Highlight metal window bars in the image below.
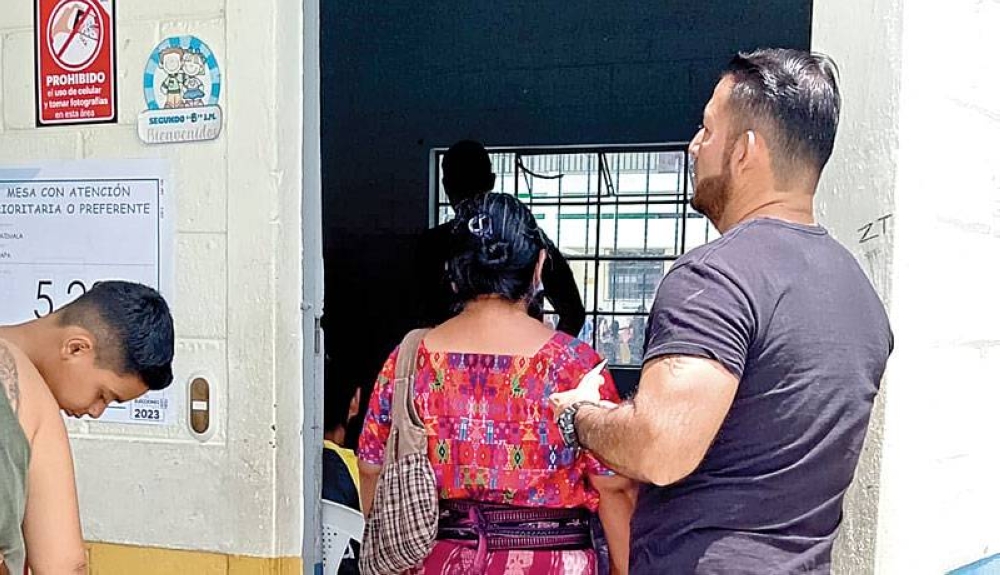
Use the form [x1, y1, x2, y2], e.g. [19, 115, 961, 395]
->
[431, 143, 719, 368]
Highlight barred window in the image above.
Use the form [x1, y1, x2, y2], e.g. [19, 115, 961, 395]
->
[607, 257, 664, 303]
[432, 144, 719, 367]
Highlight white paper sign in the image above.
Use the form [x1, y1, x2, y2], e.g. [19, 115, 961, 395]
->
[0, 160, 174, 425]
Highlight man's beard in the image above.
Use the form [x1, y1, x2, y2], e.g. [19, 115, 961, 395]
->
[690, 163, 732, 228]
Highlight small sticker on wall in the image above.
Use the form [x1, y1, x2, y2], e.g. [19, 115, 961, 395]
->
[137, 35, 222, 145]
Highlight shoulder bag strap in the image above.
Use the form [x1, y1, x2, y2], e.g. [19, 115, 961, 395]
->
[385, 328, 430, 462]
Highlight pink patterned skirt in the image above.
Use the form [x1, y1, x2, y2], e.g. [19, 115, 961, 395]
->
[405, 540, 597, 575]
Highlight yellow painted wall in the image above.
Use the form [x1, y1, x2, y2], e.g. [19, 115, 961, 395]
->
[86, 543, 301, 575]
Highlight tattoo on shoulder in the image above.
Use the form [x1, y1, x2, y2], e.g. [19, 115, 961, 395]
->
[0, 341, 20, 414]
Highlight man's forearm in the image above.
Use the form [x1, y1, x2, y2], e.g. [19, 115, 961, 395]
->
[575, 402, 650, 481]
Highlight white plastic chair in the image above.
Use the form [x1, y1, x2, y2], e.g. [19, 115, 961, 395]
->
[321, 499, 366, 573]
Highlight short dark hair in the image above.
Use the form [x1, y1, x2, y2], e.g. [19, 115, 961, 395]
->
[442, 140, 495, 205]
[58, 281, 174, 390]
[724, 48, 841, 176]
[447, 193, 545, 306]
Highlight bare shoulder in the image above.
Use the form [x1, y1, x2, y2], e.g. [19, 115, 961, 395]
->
[0, 338, 59, 440]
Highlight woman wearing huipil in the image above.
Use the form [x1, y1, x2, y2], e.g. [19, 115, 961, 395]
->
[359, 193, 636, 575]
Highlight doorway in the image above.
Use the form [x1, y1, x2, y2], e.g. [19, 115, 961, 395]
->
[309, 1, 813, 571]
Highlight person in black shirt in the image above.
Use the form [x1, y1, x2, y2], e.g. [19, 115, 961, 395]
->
[414, 140, 585, 336]
[550, 50, 892, 574]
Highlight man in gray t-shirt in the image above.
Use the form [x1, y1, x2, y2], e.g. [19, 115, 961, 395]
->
[550, 48, 892, 574]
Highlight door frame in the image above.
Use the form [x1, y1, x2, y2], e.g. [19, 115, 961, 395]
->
[301, 0, 324, 571]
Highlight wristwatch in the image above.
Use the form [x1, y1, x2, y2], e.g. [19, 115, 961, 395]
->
[557, 401, 599, 451]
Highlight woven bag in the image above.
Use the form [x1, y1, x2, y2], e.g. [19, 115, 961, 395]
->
[360, 329, 437, 575]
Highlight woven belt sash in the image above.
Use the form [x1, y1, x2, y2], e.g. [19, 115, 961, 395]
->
[437, 498, 592, 572]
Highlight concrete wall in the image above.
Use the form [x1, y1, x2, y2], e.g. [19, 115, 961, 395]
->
[815, 0, 1000, 573]
[811, 1, 902, 573]
[0, 0, 306, 569]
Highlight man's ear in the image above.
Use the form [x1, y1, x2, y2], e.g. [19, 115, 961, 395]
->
[62, 332, 95, 360]
[732, 129, 764, 177]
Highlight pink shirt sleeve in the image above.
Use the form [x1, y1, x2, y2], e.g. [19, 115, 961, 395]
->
[357, 346, 400, 466]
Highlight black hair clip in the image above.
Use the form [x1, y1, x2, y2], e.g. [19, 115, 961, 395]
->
[467, 213, 493, 238]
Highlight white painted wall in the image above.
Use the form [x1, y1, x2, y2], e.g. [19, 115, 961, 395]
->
[877, 1, 1000, 572]
[0, 0, 306, 558]
[815, 0, 1000, 573]
[812, 1, 902, 573]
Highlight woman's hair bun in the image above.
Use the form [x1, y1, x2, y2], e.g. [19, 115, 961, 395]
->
[477, 240, 511, 268]
[447, 192, 545, 305]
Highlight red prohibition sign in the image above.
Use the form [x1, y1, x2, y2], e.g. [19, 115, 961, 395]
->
[47, 0, 103, 72]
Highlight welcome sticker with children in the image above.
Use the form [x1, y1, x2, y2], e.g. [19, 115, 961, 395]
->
[137, 35, 223, 145]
